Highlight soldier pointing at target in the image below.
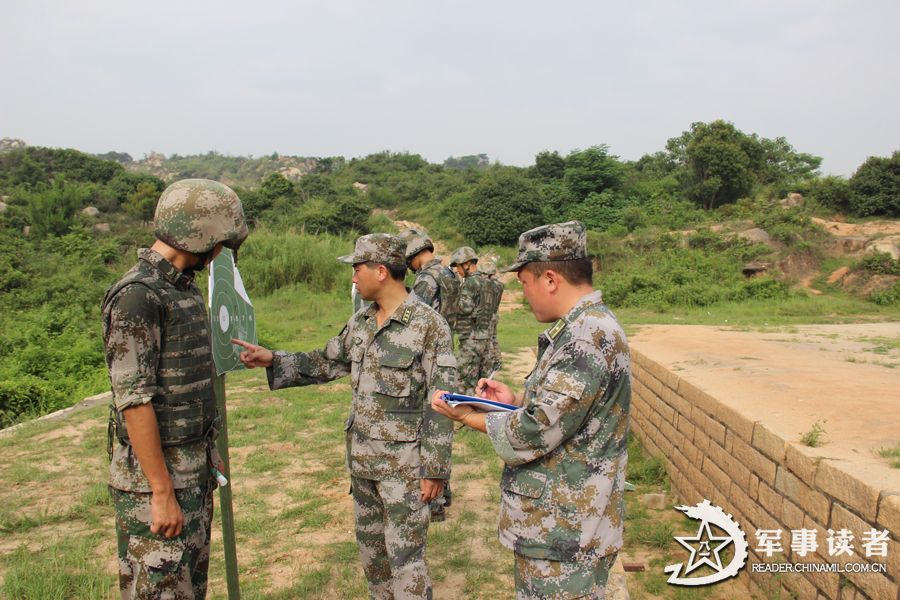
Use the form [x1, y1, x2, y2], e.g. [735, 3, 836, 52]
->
[102, 179, 248, 599]
[233, 233, 457, 600]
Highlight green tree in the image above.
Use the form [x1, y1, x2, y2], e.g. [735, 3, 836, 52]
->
[756, 137, 821, 188]
[849, 151, 900, 217]
[124, 182, 160, 222]
[459, 169, 544, 245]
[668, 121, 759, 210]
[531, 151, 566, 181]
[260, 172, 296, 201]
[563, 145, 623, 200]
[23, 179, 93, 236]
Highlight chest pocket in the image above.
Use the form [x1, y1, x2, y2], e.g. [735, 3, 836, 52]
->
[349, 341, 366, 388]
[375, 349, 416, 407]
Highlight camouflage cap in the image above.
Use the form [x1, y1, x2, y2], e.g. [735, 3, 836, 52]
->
[338, 233, 406, 267]
[449, 246, 478, 267]
[154, 179, 248, 255]
[502, 220, 587, 272]
[398, 228, 434, 260]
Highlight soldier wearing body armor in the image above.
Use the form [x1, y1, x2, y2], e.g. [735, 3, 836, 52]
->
[477, 260, 505, 375]
[233, 234, 457, 600]
[399, 228, 460, 331]
[450, 246, 490, 395]
[433, 222, 631, 600]
[102, 179, 248, 599]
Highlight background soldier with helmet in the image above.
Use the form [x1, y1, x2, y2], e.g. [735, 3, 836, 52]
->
[399, 228, 460, 332]
[102, 179, 248, 599]
[477, 259, 505, 376]
[450, 246, 490, 395]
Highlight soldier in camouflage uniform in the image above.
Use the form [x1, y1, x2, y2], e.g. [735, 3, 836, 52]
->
[476, 260, 504, 376]
[399, 228, 461, 522]
[102, 179, 249, 600]
[398, 228, 460, 332]
[432, 222, 630, 600]
[233, 234, 456, 600]
[449, 246, 490, 395]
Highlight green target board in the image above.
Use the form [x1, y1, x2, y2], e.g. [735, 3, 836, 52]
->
[208, 248, 257, 375]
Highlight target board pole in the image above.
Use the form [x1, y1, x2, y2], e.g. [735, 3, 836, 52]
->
[214, 373, 241, 599]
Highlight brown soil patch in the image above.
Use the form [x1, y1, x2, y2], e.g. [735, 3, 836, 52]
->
[812, 218, 900, 238]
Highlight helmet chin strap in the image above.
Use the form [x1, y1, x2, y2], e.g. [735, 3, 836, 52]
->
[183, 250, 213, 278]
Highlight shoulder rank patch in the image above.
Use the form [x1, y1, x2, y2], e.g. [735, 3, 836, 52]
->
[401, 306, 413, 324]
[547, 318, 567, 340]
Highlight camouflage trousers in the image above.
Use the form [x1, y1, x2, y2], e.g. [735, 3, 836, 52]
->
[111, 483, 214, 600]
[351, 476, 432, 600]
[514, 550, 617, 600]
[455, 335, 492, 395]
[479, 335, 502, 376]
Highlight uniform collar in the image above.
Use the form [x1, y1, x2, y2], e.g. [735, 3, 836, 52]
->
[138, 248, 193, 288]
[363, 292, 417, 327]
[541, 290, 604, 343]
[420, 257, 443, 271]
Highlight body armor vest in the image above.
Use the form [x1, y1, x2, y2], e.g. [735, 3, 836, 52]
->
[474, 273, 501, 333]
[420, 262, 461, 331]
[102, 260, 217, 447]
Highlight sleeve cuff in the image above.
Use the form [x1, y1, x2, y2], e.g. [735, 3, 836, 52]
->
[486, 411, 521, 465]
[113, 391, 155, 411]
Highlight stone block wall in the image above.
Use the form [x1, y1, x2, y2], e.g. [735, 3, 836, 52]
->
[630, 349, 900, 600]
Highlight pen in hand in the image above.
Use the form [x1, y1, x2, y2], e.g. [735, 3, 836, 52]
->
[477, 368, 499, 396]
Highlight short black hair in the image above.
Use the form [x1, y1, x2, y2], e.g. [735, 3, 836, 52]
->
[521, 257, 593, 285]
[366, 261, 407, 282]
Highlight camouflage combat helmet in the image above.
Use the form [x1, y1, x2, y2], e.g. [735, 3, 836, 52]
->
[154, 179, 249, 257]
[398, 228, 434, 260]
[479, 260, 497, 275]
[449, 246, 478, 267]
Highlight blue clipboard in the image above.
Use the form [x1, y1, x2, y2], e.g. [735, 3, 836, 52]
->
[441, 393, 519, 412]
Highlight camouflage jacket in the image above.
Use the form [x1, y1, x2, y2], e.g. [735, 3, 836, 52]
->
[487, 276, 504, 337]
[484, 290, 631, 561]
[267, 293, 457, 481]
[102, 248, 218, 493]
[455, 274, 483, 338]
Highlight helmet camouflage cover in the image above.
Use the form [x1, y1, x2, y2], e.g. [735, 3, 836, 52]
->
[398, 228, 434, 260]
[154, 179, 249, 255]
[479, 260, 498, 275]
[449, 246, 478, 267]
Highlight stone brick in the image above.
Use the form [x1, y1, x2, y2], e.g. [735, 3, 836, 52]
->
[794, 552, 840, 598]
[701, 414, 727, 447]
[830, 503, 873, 559]
[689, 464, 715, 501]
[877, 493, 900, 538]
[693, 429, 711, 454]
[815, 461, 880, 522]
[775, 466, 831, 525]
[661, 384, 692, 419]
[706, 438, 752, 492]
[782, 498, 805, 531]
[651, 392, 676, 424]
[717, 402, 756, 443]
[678, 379, 720, 416]
[752, 422, 788, 463]
[733, 436, 777, 485]
[640, 353, 681, 392]
[749, 473, 760, 501]
[675, 408, 696, 442]
[644, 370, 664, 399]
[843, 568, 898, 600]
[780, 569, 819, 600]
[758, 482, 784, 521]
[701, 453, 732, 494]
[785, 443, 819, 485]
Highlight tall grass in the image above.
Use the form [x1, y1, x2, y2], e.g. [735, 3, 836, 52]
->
[238, 228, 355, 296]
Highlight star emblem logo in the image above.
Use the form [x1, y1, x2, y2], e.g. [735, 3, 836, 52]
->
[675, 519, 733, 575]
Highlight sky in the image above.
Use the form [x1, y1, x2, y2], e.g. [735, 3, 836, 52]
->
[1, 1, 898, 176]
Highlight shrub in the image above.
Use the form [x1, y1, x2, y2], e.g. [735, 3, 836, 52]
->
[871, 282, 900, 306]
[459, 169, 544, 245]
[860, 252, 900, 276]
